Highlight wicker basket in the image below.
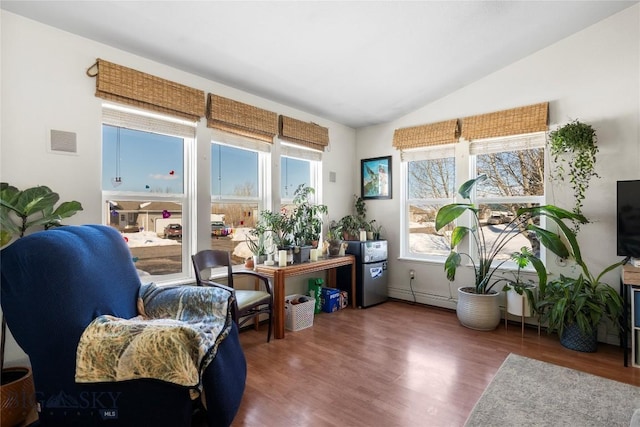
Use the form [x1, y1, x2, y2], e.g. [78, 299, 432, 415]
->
[285, 294, 315, 331]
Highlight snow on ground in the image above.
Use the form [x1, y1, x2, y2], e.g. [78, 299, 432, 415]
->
[122, 231, 180, 248]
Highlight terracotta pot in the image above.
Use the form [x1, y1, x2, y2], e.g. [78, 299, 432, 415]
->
[1, 367, 36, 427]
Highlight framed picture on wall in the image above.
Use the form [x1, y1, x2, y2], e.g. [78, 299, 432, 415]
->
[361, 156, 392, 200]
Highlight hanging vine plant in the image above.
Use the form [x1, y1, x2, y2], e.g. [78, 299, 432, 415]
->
[548, 119, 599, 232]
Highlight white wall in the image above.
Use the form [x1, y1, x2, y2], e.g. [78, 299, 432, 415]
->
[2, 5, 638, 363]
[0, 11, 356, 364]
[356, 5, 640, 343]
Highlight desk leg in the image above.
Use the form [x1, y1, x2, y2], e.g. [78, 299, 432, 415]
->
[351, 262, 356, 308]
[274, 270, 286, 339]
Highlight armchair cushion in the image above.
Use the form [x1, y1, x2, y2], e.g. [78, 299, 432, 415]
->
[235, 289, 271, 309]
[76, 282, 234, 398]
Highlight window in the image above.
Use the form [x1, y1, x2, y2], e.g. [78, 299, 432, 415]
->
[281, 156, 310, 200]
[102, 104, 196, 280]
[472, 134, 545, 261]
[211, 136, 269, 265]
[279, 144, 322, 220]
[401, 132, 546, 264]
[402, 146, 456, 259]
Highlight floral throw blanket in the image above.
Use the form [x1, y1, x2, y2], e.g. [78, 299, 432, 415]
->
[75, 282, 233, 399]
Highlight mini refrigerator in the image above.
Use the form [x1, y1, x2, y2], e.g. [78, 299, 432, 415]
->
[337, 240, 388, 308]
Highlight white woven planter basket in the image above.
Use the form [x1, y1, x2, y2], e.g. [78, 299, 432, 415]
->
[456, 287, 502, 331]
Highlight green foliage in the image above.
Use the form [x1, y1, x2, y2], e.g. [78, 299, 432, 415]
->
[326, 220, 342, 241]
[435, 175, 586, 294]
[245, 216, 269, 255]
[1, 182, 83, 247]
[535, 247, 624, 338]
[338, 194, 369, 239]
[291, 184, 328, 246]
[548, 120, 599, 231]
[260, 209, 294, 248]
[259, 184, 328, 248]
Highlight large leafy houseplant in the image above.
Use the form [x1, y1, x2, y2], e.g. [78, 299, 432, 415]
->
[0, 183, 83, 247]
[435, 175, 586, 295]
[535, 230, 624, 351]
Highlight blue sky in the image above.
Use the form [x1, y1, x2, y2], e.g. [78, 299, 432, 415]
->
[103, 125, 310, 196]
[102, 125, 184, 193]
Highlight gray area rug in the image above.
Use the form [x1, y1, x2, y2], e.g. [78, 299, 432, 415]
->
[465, 353, 640, 426]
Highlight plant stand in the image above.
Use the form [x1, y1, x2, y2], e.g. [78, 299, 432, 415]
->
[505, 289, 540, 337]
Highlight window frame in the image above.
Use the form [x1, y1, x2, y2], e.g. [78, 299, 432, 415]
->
[400, 131, 547, 270]
[101, 103, 197, 284]
[279, 141, 323, 207]
[401, 145, 457, 262]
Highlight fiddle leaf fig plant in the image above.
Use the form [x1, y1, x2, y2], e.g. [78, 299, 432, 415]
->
[548, 119, 599, 232]
[0, 182, 83, 247]
[0, 182, 83, 373]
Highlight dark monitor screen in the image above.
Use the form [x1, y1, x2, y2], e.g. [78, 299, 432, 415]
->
[617, 180, 640, 258]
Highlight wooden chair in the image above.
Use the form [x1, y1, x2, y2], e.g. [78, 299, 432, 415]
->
[192, 249, 273, 342]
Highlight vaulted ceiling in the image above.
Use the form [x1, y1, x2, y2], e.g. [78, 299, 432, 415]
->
[2, 1, 637, 128]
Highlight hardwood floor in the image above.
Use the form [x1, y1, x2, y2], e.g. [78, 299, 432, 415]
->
[232, 300, 640, 426]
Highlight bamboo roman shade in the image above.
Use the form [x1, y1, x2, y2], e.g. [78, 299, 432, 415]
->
[392, 119, 459, 150]
[461, 102, 549, 140]
[278, 116, 329, 151]
[89, 59, 205, 121]
[206, 94, 278, 143]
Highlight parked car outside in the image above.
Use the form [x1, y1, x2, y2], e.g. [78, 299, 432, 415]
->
[164, 223, 182, 239]
[211, 221, 228, 236]
[487, 213, 504, 225]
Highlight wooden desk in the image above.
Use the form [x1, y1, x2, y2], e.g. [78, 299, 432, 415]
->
[255, 255, 356, 339]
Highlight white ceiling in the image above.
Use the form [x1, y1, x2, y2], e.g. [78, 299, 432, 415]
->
[2, 1, 637, 128]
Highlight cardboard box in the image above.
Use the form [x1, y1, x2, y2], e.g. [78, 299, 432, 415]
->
[321, 287, 340, 313]
[339, 291, 348, 309]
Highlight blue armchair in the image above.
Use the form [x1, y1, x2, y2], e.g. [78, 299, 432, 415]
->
[0, 225, 246, 427]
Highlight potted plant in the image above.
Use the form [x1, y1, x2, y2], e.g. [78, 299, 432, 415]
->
[535, 245, 624, 352]
[338, 194, 368, 240]
[368, 219, 383, 240]
[246, 218, 269, 267]
[435, 175, 585, 331]
[548, 119, 599, 232]
[0, 182, 83, 426]
[261, 209, 294, 249]
[290, 184, 328, 263]
[325, 220, 343, 257]
[501, 247, 542, 318]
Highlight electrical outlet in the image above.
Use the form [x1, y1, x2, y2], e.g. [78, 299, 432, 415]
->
[409, 269, 415, 279]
